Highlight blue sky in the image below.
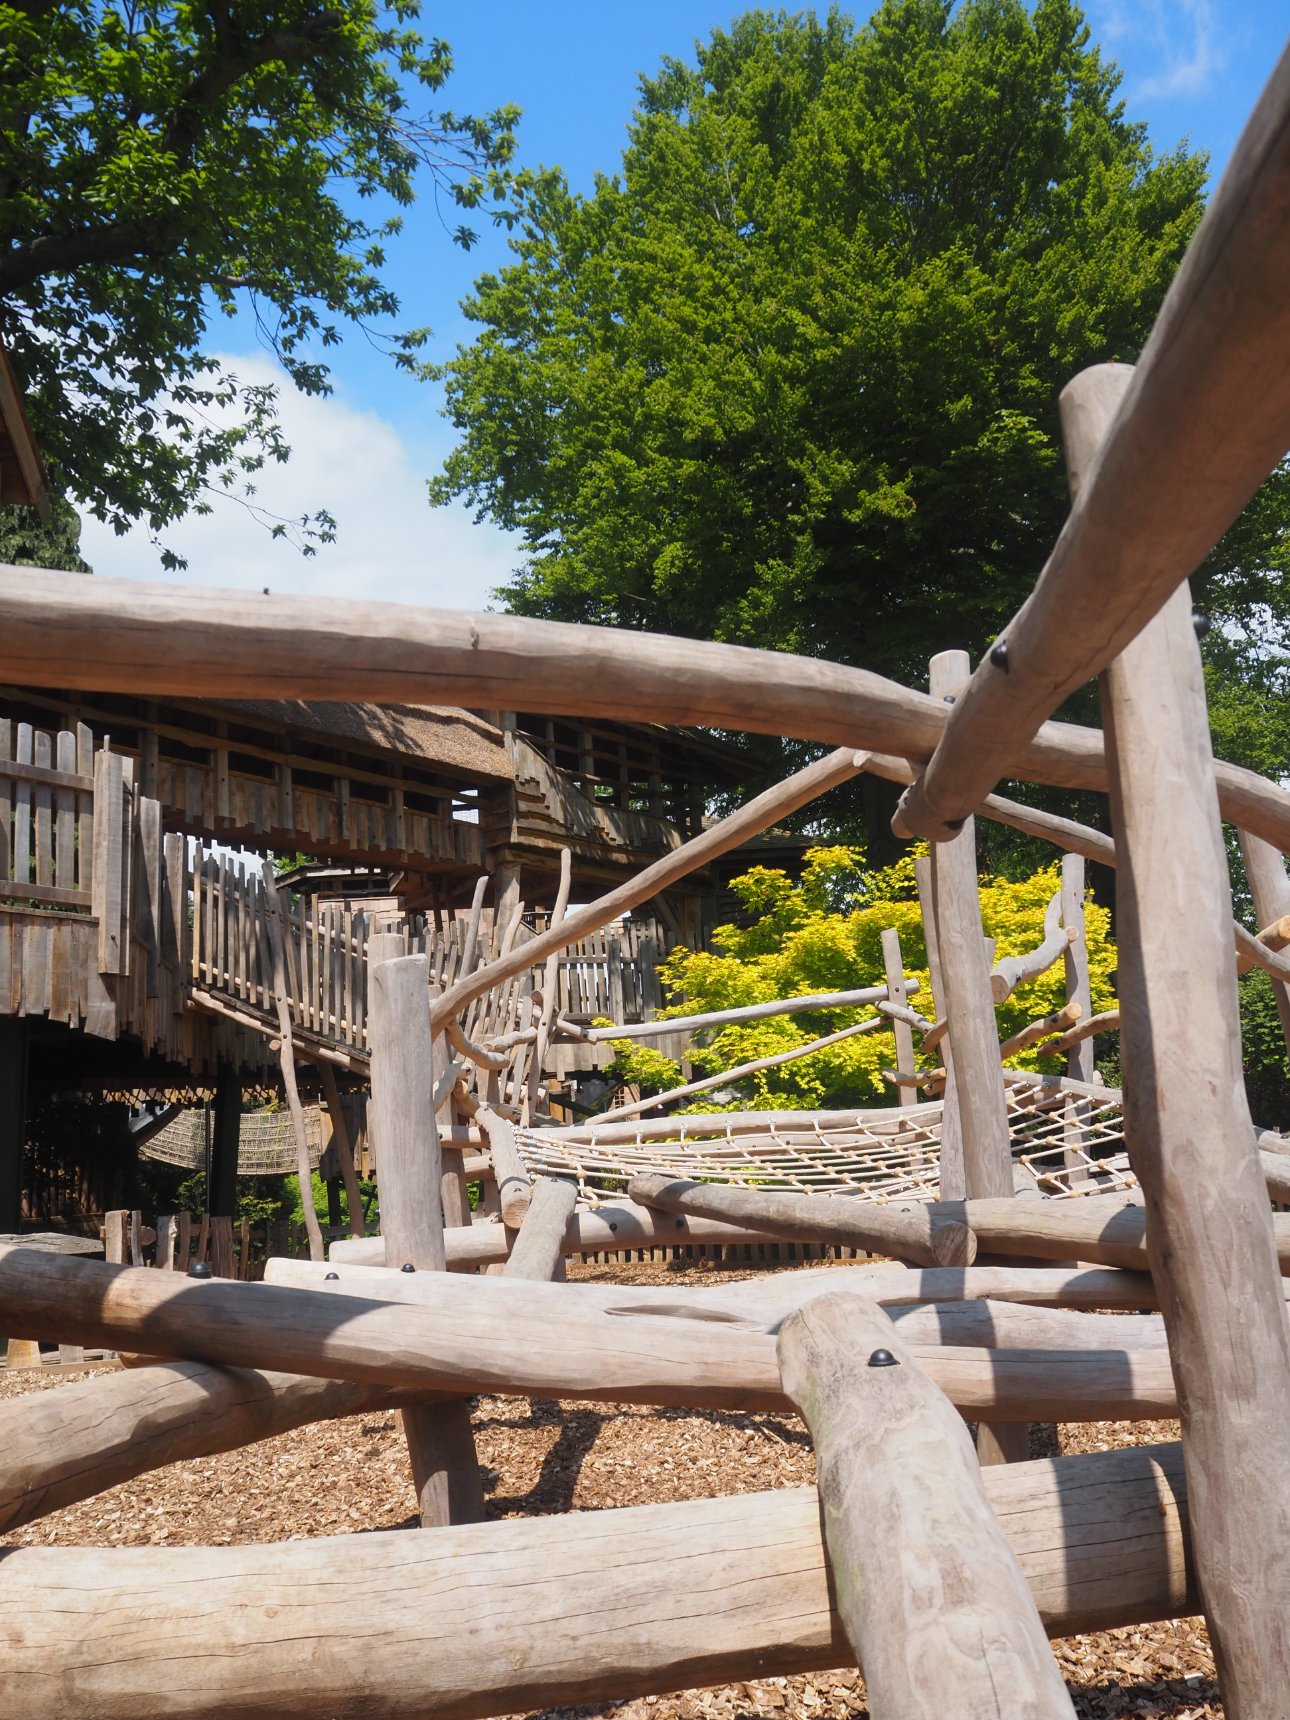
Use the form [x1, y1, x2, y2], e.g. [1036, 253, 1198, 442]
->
[81, 0, 1290, 610]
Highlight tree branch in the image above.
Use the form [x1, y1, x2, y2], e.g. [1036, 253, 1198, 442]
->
[0, 8, 344, 295]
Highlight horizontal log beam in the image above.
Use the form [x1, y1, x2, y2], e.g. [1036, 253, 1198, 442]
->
[0, 1361, 442, 1535]
[5, 569, 1290, 852]
[0, 1451, 1195, 1719]
[270, 1255, 1166, 1317]
[627, 1173, 976, 1268]
[0, 1246, 1176, 1420]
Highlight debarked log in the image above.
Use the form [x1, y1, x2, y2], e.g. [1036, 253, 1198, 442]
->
[264, 1258, 1169, 1348]
[0, 1360, 447, 1535]
[309, 1253, 1166, 1313]
[627, 1173, 977, 1268]
[0, 1247, 1178, 1420]
[0, 1449, 1194, 1720]
[780, 1295, 1076, 1717]
[334, 1198, 886, 1271]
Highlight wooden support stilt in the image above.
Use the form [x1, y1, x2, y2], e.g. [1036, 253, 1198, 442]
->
[318, 1062, 365, 1239]
[368, 947, 483, 1528]
[914, 853, 962, 1190]
[926, 650, 1013, 1204]
[924, 654, 1024, 1464]
[261, 863, 323, 1264]
[0, 1017, 27, 1235]
[1075, 361, 1290, 1713]
[779, 1295, 1075, 1718]
[207, 1061, 240, 1221]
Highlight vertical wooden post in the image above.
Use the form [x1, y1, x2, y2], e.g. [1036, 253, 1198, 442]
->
[926, 651, 1012, 1199]
[208, 1062, 241, 1221]
[0, 1018, 27, 1235]
[369, 945, 483, 1527]
[914, 855, 962, 1191]
[1060, 854, 1094, 1082]
[493, 862, 521, 930]
[925, 652, 1020, 1466]
[260, 864, 324, 1263]
[1070, 361, 1290, 1711]
[318, 1062, 365, 1239]
[880, 927, 918, 1106]
[1060, 854, 1093, 1185]
[1239, 829, 1290, 1060]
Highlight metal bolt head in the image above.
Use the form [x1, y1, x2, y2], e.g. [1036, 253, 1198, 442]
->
[187, 1260, 213, 1280]
[989, 639, 1010, 672]
[400, 1262, 416, 1273]
[867, 1347, 899, 1368]
[1192, 610, 1211, 640]
[324, 1271, 339, 1281]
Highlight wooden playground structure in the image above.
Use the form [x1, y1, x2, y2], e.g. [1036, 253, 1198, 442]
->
[4, 41, 1290, 1720]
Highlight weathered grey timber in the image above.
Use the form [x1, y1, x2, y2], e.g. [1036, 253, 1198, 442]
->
[502, 1176, 578, 1282]
[0, 1247, 1179, 1419]
[1083, 361, 1290, 1714]
[368, 947, 483, 1527]
[4, 568, 1290, 851]
[626, 1173, 976, 1268]
[0, 1360, 444, 1533]
[0, 1448, 1194, 1719]
[779, 1296, 1076, 1718]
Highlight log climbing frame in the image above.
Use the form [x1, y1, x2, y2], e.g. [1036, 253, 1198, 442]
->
[4, 36, 1290, 1720]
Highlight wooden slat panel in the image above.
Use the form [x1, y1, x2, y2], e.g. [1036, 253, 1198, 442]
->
[0, 720, 11, 887]
[54, 731, 76, 893]
[137, 796, 162, 1000]
[76, 725, 93, 897]
[12, 724, 31, 885]
[0, 757, 93, 793]
[92, 749, 125, 975]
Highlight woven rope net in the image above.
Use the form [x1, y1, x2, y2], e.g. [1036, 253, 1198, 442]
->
[514, 1078, 1137, 1206]
[140, 1107, 328, 1176]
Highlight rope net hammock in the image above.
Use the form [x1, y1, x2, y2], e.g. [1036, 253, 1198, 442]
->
[514, 1078, 1138, 1207]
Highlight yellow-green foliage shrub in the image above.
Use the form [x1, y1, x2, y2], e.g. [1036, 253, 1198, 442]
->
[610, 846, 1116, 1111]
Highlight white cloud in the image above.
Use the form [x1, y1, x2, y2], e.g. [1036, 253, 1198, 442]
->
[78, 352, 523, 613]
[1089, 0, 1221, 102]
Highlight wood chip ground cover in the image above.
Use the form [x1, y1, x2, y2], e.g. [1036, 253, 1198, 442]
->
[0, 1258, 1221, 1717]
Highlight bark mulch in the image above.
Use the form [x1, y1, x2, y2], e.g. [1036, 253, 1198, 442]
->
[0, 1256, 1222, 1719]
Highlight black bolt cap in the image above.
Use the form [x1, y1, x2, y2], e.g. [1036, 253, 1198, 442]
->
[989, 639, 1010, 672]
[400, 1262, 416, 1273]
[1192, 610, 1211, 639]
[868, 1348, 899, 1368]
[187, 1260, 212, 1280]
[324, 1271, 339, 1280]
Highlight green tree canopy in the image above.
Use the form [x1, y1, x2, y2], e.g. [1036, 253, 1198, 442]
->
[432, 0, 1232, 688]
[608, 845, 1118, 1111]
[0, 0, 519, 563]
